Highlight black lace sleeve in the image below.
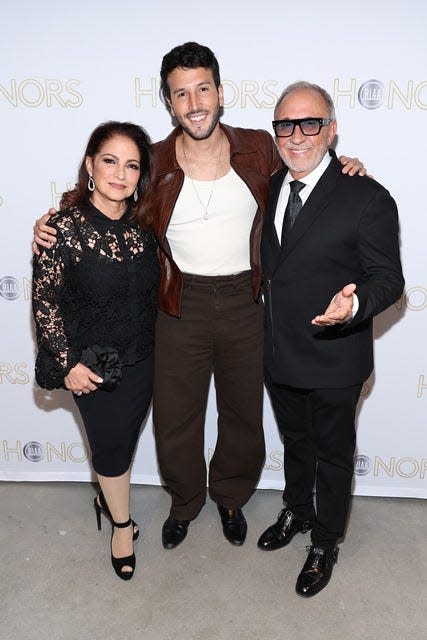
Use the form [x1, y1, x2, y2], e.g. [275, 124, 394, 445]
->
[32, 227, 80, 390]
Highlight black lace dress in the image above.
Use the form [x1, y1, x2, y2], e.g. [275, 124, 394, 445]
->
[32, 201, 160, 476]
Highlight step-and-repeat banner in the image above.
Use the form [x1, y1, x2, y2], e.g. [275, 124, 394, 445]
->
[1, 1, 425, 497]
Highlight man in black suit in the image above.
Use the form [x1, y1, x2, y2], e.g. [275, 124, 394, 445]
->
[258, 82, 404, 597]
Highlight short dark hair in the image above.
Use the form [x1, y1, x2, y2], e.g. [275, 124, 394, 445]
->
[60, 121, 154, 226]
[160, 41, 221, 103]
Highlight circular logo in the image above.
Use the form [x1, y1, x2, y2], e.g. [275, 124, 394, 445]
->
[358, 80, 385, 109]
[23, 441, 44, 462]
[354, 455, 371, 476]
[0, 276, 19, 300]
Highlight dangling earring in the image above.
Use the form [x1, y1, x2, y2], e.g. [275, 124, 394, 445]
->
[133, 188, 138, 203]
[88, 175, 95, 192]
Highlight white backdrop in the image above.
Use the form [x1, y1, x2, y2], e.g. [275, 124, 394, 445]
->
[1, 0, 425, 498]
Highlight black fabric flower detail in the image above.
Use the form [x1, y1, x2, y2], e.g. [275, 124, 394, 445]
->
[80, 345, 122, 392]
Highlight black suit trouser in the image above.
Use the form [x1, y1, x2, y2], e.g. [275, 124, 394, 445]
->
[265, 374, 362, 546]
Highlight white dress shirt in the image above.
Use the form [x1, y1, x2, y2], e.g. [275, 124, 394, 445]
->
[274, 154, 332, 240]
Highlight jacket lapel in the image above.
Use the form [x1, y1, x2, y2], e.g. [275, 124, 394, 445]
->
[264, 168, 287, 265]
[277, 152, 341, 265]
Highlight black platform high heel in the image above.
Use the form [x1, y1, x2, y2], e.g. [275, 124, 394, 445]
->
[109, 517, 136, 581]
[94, 491, 139, 541]
[93, 492, 139, 580]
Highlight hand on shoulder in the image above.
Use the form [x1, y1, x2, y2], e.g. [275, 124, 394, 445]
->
[32, 209, 58, 255]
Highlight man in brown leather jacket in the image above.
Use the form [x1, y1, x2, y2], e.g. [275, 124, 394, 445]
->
[152, 42, 281, 549]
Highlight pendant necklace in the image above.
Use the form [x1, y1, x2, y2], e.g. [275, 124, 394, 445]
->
[182, 133, 224, 220]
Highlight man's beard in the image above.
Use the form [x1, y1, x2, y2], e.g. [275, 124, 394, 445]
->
[176, 102, 221, 141]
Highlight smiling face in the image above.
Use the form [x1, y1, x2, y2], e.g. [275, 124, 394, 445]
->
[166, 66, 223, 141]
[275, 88, 337, 179]
[85, 134, 141, 214]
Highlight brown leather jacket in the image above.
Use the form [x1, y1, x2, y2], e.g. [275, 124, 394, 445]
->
[152, 123, 282, 317]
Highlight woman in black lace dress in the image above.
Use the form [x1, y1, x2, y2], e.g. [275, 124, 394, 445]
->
[32, 122, 159, 580]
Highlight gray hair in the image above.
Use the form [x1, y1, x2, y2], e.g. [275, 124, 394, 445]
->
[275, 81, 336, 120]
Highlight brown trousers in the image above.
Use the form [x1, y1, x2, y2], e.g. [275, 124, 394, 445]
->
[153, 271, 265, 520]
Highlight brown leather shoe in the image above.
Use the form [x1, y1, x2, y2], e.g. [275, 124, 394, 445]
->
[295, 545, 339, 597]
[257, 508, 313, 550]
[217, 505, 247, 546]
[162, 516, 190, 549]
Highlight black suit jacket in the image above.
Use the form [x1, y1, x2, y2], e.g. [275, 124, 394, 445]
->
[262, 150, 404, 388]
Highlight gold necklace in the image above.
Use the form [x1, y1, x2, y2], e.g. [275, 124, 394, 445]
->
[182, 134, 224, 220]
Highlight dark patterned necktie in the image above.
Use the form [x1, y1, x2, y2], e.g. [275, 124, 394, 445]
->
[281, 180, 305, 245]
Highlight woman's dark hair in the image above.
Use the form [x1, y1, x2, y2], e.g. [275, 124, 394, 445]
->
[60, 121, 154, 227]
[160, 41, 221, 103]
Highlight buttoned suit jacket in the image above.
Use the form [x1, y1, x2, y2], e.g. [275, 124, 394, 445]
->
[262, 150, 404, 389]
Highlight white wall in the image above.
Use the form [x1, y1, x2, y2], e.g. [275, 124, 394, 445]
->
[1, 0, 426, 497]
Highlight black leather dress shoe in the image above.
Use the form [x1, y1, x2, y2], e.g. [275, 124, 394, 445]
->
[257, 508, 313, 550]
[217, 505, 247, 546]
[161, 516, 190, 549]
[295, 545, 339, 597]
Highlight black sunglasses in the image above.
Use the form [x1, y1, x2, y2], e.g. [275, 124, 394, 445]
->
[272, 118, 333, 138]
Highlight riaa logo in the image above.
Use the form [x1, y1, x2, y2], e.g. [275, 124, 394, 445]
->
[0, 276, 19, 300]
[354, 455, 371, 476]
[23, 442, 44, 462]
[358, 80, 385, 109]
